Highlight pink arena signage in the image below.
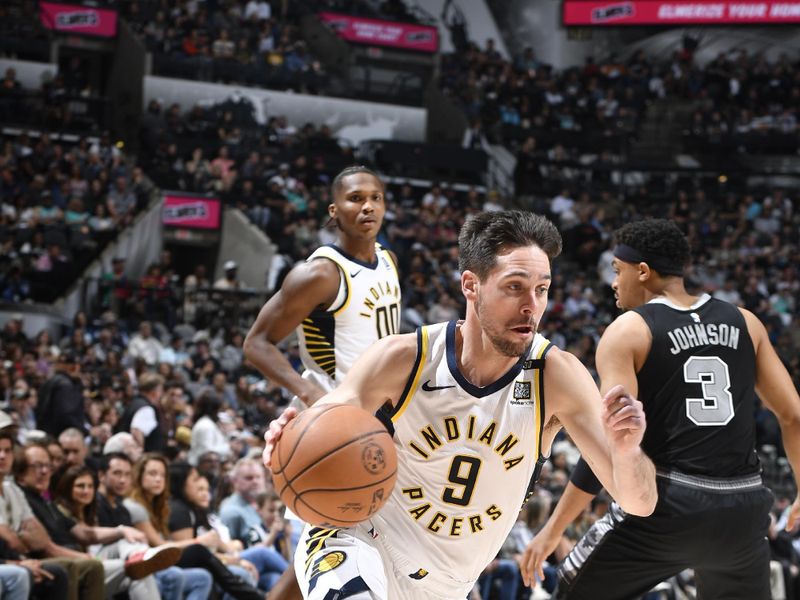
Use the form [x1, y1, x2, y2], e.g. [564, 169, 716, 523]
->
[563, 1, 800, 24]
[319, 12, 438, 52]
[40, 2, 118, 37]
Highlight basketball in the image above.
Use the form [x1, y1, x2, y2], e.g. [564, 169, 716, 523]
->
[271, 404, 398, 528]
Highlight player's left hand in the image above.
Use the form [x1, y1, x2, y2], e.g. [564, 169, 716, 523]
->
[602, 384, 646, 453]
[786, 494, 800, 532]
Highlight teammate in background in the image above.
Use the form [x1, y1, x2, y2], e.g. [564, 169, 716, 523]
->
[522, 219, 800, 599]
[264, 210, 657, 599]
[244, 165, 401, 600]
[243, 165, 400, 408]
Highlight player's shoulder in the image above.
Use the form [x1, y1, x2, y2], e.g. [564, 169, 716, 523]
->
[735, 305, 767, 346]
[283, 255, 341, 292]
[373, 330, 418, 357]
[598, 310, 650, 357]
[542, 345, 590, 382]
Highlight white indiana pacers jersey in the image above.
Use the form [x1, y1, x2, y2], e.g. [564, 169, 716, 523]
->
[297, 243, 401, 393]
[370, 320, 552, 598]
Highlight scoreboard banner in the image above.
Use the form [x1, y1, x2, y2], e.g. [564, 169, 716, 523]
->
[319, 12, 438, 52]
[39, 2, 118, 37]
[563, 1, 800, 25]
[162, 195, 221, 230]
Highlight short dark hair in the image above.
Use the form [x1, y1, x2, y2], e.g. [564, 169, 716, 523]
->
[458, 210, 562, 280]
[0, 430, 16, 447]
[613, 219, 691, 274]
[331, 165, 383, 197]
[100, 451, 132, 473]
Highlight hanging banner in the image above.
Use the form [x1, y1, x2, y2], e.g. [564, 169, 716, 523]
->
[162, 195, 221, 230]
[39, 2, 118, 37]
[319, 12, 438, 52]
[563, 1, 800, 25]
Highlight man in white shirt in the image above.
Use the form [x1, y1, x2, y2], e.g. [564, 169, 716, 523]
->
[127, 322, 163, 367]
[245, 0, 271, 21]
[117, 373, 165, 453]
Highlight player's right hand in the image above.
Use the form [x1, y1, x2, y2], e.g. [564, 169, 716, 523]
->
[262, 407, 298, 468]
[519, 524, 561, 588]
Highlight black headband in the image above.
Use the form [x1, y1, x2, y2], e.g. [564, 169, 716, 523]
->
[613, 244, 684, 277]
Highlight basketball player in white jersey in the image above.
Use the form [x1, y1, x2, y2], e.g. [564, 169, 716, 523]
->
[244, 166, 400, 599]
[263, 210, 657, 600]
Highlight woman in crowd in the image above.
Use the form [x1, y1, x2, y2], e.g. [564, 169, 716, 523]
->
[188, 390, 231, 465]
[125, 453, 265, 600]
[51, 463, 210, 600]
[168, 461, 288, 593]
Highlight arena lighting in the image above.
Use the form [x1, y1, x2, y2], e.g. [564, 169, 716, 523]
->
[563, 1, 800, 25]
[718, 174, 728, 183]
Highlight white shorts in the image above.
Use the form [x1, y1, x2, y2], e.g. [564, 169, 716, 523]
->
[295, 523, 462, 600]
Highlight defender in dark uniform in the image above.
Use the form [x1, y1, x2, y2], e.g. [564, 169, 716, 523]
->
[521, 219, 800, 599]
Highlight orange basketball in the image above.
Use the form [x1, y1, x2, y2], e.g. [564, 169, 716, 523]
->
[271, 404, 397, 528]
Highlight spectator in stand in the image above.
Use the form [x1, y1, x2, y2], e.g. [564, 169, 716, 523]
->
[218, 459, 271, 548]
[169, 461, 288, 593]
[35, 350, 84, 437]
[102, 432, 142, 464]
[124, 453, 265, 600]
[14, 443, 178, 600]
[188, 390, 230, 467]
[128, 321, 164, 367]
[57, 428, 92, 469]
[214, 260, 249, 290]
[106, 176, 137, 226]
[95, 452, 213, 600]
[117, 372, 166, 454]
[0, 430, 94, 600]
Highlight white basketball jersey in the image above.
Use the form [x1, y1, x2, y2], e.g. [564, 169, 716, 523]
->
[297, 244, 401, 393]
[370, 320, 552, 598]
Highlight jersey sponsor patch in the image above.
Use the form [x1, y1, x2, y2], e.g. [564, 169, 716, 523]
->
[513, 381, 531, 399]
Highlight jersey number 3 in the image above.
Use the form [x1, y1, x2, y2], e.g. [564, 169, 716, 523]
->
[683, 356, 734, 426]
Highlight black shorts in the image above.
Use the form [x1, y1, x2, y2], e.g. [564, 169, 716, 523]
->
[555, 470, 774, 600]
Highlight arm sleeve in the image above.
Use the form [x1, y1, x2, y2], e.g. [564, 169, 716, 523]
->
[569, 457, 604, 495]
[130, 406, 158, 436]
[167, 501, 194, 533]
[123, 499, 150, 525]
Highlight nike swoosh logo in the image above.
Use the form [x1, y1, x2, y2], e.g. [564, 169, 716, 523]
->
[350, 270, 362, 277]
[421, 380, 456, 392]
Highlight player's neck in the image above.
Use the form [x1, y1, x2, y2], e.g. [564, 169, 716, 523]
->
[455, 321, 519, 388]
[336, 237, 377, 263]
[647, 280, 698, 308]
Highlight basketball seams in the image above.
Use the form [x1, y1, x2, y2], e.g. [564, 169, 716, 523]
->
[285, 429, 392, 487]
[272, 404, 398, 528]
[272, 404, 345, 476]
[293, 469, 398, 525]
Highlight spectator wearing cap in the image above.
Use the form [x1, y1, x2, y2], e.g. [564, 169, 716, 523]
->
[116, 372, 166, 453]
[213, 261, 247, 290]
[35, 350, 84, 438]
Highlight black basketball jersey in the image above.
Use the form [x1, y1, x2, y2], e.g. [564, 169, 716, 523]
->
[633, 294, 760, 477]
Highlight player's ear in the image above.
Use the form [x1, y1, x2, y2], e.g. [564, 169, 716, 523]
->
[327, 202, 336, 219]
[462, 270, 478, 300]
[638, 262, 652, 282]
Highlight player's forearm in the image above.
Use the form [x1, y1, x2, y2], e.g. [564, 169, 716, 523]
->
[610, 448, 657, 516]
[777, 415, 800, 492]
[545, 482, 595, 535]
